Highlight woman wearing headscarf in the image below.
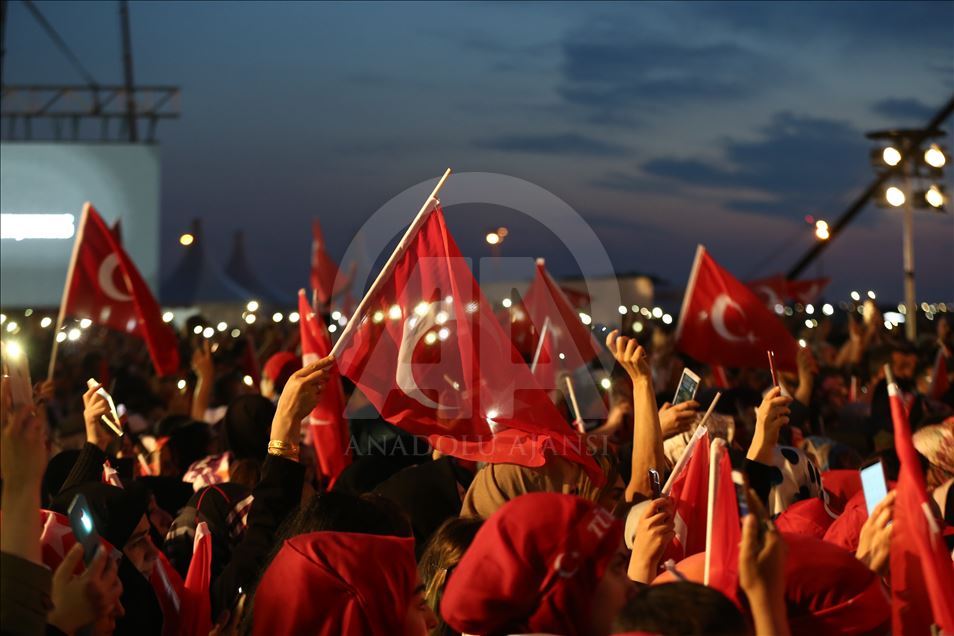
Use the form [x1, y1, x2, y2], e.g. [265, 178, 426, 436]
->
[252, 531, 436, 635]
[441, 492, 631, 636]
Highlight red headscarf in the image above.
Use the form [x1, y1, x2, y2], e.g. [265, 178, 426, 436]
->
[441, 492, 623, 636]
[775, 497, 838, 539]
[252, 531, 416, 635]
[821, 469, 862, 514]
[655, 534, 889, 636]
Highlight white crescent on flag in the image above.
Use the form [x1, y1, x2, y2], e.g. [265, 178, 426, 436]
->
[396, 301, 455, 409]
[98, 253, 133, 302]
[710, 294, 749, 343]
[755, 284, 782, 308]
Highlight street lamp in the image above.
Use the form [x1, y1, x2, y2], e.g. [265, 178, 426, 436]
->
[867, 127, 948, 340]
[814, 219, 830, 241]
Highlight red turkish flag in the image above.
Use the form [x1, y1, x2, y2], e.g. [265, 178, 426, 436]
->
[664, 428, 711, 562]
[522, 259, 600, 390]
[150, 550, 185, 636]
[929, 346, 951, 400]
[62, 204, 179, 376]
[310, 219, 342, 306]
[747, 274, 789, 309]
[705, 439, 740, 605]
[335, 200, 602, 484]
[298, 290, 351, 487]
[888, 378, 954, 635]
[676, 246, 798, 372]
[181, 521, 213, 636]
[786, 277, 830, 305]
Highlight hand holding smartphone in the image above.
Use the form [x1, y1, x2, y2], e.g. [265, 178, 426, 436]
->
[672, 368, 700, 405]
[1, 341, 33, 411]
[860, 458, 888, 517]
[67, 493, 101, 565]
[648, 469, 662, 499]
[86, 378, 124, 437]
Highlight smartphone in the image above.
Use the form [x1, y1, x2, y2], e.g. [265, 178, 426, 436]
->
[672, 368, 700, 405]
[860, 458, 888, 517]
[86, 378, 124, 437]
[648, 469, 662, 499]
[67, 493, 101, 565]
[731, 469, 750, 519]
[767, 350, 779, 387]
[1, 341, 33, 410]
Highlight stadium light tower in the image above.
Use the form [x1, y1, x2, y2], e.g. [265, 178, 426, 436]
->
[867, 128, 947, 340]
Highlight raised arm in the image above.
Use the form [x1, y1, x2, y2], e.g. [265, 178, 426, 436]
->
[606, 330, 665, 501]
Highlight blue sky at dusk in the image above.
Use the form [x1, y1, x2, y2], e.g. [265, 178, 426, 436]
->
[5, 1, 953, 304]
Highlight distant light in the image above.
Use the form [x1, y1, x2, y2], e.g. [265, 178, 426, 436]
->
[784, 307, 794, 316]
[337, 315, 347, 326]
[245, 314, 256, 324]
[897, 303, 906, 314]
[0, 314, 5, 324]
[289, 312, 300, 323]
[618, 305, 628, 315]
[496, 226, 509, 238]
[884, 320, 893, 330]
[179, 233, 194, 246]
[822, 303, 834, 316]
[5, 321, 18, 333]
[884, 311, 905, 324]
[177, 379, 187, 391]
[162, 311, 174, 323]
[925, 185, 945, 208]
[774, 304, 784, 315]
[424, 331, 438, 345]
[867, 290, 876, 300]
[5, 341, 22, 357]
[850, 291, 861, 301]
[272, 312, 284, 323]
[388, 305, 403, 320]
[231, 328, 241, 338]
[23, 309, 33, 317]
[465, 302, 479, 313]
[331, 310, 342, 321]
[921, 301, 930, 312]
[805, 304, 814, 315]
[243, 375, 254, 387]
[413, 302, 430, 317]
[202, 327, 214, 338]
[632, 322, 644, 333]
[372, 310, 385, 324]
[79, 318, 92, 329]
[328, 323, 338, 333]
[246, 300, 259, 312]
[435, 311, 449, 325]
[485, 232, 500, 245]
[882, 146, 902, 167]
[67, 328, 81, 341]
[805, 319, 814, 328]
[631, 305, 639, 312]
[814, 220, 830, 241]
[0, 213, 75, 240]
[56, 331, 67, 342]
[652, 307, 663, 319]
[600, 377, 612, 390]
[486, 409, 499, 420]
[558, 352, 566, 360]
[217, 321, 227, 332]
[502, 298, 513, 309]
[662, 313, 673, 325]
[193, 325, 203, 335]
[640, 307, 651, 317]
[924, 144, 946, 168]
[798, 339, 807, 348]
[438, 327, 450, 341]
[885, 186, 905, 207]
[579, 312, 592, 326]
[40, 316, 53, 328]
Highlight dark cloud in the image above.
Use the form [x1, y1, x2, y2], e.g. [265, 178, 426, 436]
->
[599, 112, 872, 219]
[556, 36, 779, 125]
[474, 132, 629, 157]
[871, 97, 937, 123]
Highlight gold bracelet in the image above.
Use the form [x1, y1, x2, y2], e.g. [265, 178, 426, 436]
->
[267, 446, 299, 459]
[267, 440, 299, 453]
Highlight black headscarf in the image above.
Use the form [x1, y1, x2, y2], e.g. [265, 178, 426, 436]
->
[224, 395, 275, 460]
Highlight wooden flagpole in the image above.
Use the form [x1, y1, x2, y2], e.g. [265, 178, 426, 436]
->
[329, 168, 452, 359]
[47, 203, 90, 379]
[564, 375, 585, 433]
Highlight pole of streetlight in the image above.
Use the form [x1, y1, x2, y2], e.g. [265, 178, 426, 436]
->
[901, 162, 917, 341]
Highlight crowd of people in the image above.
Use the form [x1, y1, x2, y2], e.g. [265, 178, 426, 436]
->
[1, 294, 952, 635]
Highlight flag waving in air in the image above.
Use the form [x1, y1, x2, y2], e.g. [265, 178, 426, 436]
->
[522, 258, 600, 390]
[310, 219, 345, 306]
[886, 367, 954, 635]
[675, 246, 798, 372]
[56, 203, 179, 376]
[332, 180, 602, 484]
[298, 289, 351, 487]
